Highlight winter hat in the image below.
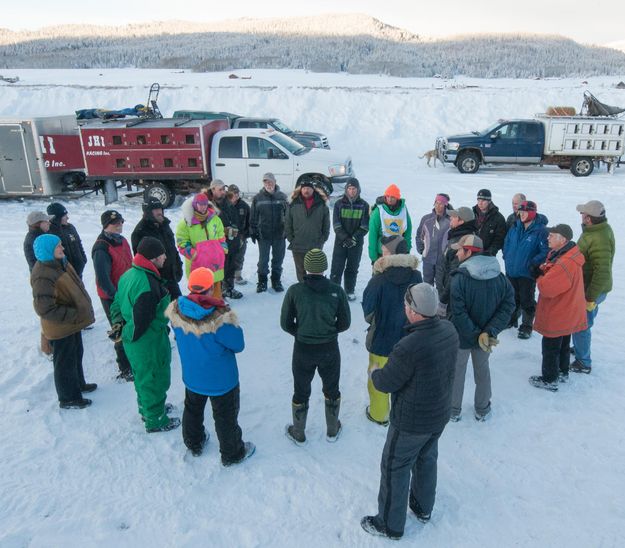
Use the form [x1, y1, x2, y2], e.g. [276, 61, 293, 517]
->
[384, 184, 401, 199]
[477, 189, 492, 201]
[228, 184, 241, 195]
[46, 202, 68, 219]
[304, 248, 328, 274]
[435, 194, 449, 206]
[576, 200, 605, 218]
[518, 200, 537, 221]
[209, 179, 226, 190]
[448, 206, 475, 222]
[192, 193, 209, 210]
[381, 235, 408, 255]
[346, 177, 361, 191]
[137, 236, 166, 260]
[548, 224, 573, 241]
[262, 172, 276, 183]
[450, 234, 484, 252]
[142, 197, 164, 213]
[405, 283, 439, 318]
[26, 211, 52, 226]
[188, 267, 215, 293]
[101, 210, 124, 228]
[298, 178, 315, 189]
[33, 234, 61, 262]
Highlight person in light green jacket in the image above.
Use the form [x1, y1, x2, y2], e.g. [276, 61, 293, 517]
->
[111, 237, 179, 433]
[368, 184, 412, 263]
[571, 200, 615, 374]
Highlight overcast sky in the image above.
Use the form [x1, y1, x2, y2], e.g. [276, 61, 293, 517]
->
[4, 0, 624, 45]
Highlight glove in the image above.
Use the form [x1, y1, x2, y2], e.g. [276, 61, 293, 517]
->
[529, 264, 543, 278]
[107, 322, 123, 343]
[478, 332, 498, 353]
[342, 237, 357, 249]
[368, 364, 381, 379]
[586, 301, 597, 312]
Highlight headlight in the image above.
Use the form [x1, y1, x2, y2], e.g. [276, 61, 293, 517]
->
[446, 142, 460, 151]
[329, 164, 347, 176]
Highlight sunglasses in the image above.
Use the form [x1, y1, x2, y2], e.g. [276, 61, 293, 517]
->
[404, 283, 419, 308]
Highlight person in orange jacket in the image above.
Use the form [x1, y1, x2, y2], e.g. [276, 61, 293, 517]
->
[529, 224, 588, 391]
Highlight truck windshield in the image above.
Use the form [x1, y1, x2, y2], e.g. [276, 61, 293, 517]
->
[477, 123, 502, 136]
[269, 133, 307, 155]
[272, 120, 293, 134]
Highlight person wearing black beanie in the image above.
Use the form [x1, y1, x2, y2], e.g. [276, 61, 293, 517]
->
[46, 202, 87, 277]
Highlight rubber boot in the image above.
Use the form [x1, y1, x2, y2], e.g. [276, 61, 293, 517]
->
[286, 402, 308, 445]
[271, 275, 284, 292]
[325, 397, 342, 442]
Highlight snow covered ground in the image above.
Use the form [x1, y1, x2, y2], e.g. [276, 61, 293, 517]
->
[1, 69, 624, 547]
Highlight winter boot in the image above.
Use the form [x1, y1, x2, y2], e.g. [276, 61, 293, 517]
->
[360, 516, 402, 540]
[59, 398, 92, 410]
[347, 292, 357, 302]
[286, 402, 308, 446]
[518, 325, 532, 339]
[224, 287, 243, 299]
[256, 274, 268, 293]
[222, 441, 256, 466]
[146, 417, 181, 433]
[80, 383, 98, 393]
[188, 431, 209, 457]
[570, 359, 592, 374]
[271, 275, 284, 292]
[529, 375, 558, 392]
[325, 397, 342, 442]
[409, 494, 431, 523]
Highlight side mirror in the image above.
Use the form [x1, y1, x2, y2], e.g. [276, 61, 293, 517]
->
[490, 131, 500, 139]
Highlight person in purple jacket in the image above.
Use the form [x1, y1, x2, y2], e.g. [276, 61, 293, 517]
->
[165, 267, 255, 465]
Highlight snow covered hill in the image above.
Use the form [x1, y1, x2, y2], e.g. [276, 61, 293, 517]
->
[1, 70, 624, 547]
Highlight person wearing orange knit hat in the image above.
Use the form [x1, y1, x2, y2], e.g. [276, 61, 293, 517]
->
[368, 184, 413, 262]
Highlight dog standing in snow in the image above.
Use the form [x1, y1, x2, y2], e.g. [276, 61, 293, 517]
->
[419, 149, 438, 167]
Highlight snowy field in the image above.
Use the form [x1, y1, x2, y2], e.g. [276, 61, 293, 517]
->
[1, 69, 624, 547]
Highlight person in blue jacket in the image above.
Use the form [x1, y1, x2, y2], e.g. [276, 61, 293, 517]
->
[165, 267, 255, 465]
[503, 200, 549, 339]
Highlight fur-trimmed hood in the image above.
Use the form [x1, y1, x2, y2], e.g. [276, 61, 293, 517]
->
[165, 297, 238, 337]
[181, 194, 221, 225]
[290, 185, 328, 203]
[373, 253, 420, 275]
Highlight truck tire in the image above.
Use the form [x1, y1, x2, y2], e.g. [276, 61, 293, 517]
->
[570, 158, 594, 177]
[144, 182, 175, 208]
[457, 151, 480, 174]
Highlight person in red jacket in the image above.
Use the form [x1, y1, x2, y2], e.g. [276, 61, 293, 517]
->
[530, 224, 587, 391]
[92, 210, 134, 381]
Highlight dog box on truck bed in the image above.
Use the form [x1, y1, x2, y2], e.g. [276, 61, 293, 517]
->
[0, 115, 80, 197]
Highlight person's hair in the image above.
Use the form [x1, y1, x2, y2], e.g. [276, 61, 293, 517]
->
[587, 215, 606, 225]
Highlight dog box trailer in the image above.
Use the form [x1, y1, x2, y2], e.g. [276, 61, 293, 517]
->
[0, 115, 83, 197]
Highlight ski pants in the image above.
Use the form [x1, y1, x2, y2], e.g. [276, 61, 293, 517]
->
[367, 353, 390, 423]
[292, 339, 340, 405]
[330, 238, 363, 294]
[51, 331, 86, 403]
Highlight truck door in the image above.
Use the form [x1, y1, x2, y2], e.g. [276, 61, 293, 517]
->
[245, 136, 293, 191]
[0, 123, 35, 193]
[482, 122, 520, 163]
[213, 136, 248, 190]
[516, 122, 543, 163]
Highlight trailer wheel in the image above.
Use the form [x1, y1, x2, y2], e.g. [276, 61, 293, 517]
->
[457, 151, 480, 174]
[144, 182, 175, 208]
[570, 157, 594, 177]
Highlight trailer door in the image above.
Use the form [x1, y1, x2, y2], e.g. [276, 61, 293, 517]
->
[0, 124, 35, 193]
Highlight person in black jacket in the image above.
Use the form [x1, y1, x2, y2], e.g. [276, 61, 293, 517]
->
[361, 283, 458, 540]
[472, 189, 507, 256]
[329, 178, 369, 300]
[280, 249, 351, 446]
[131, 198, 183, 299]
[227, 184, 251, 286]
[250, 173, 288, 293]
[46, 202, 87, 277]
[448, 235, 515, 422]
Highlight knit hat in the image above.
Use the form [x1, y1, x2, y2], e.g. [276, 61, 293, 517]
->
[101, 210, 124, 228]
[450, 234, 484, 252]
[142, 197, 164, 213]
[346, 177, 360, 191]
[381, 235, 408, 255]
[228, 184, 241, 195]
[477, 189, 492, 201]
[137, 236, 166, 260]
[405, 283, 439, 317]
[448, 206, 475, 222]
[435, 194, 450, 206]
[209, 179, 226, 190]
[548, 224, 573, 241]
[518, 200, 537, 221]
[33, 234, 61, 262]
[384, 184, 401, 199]
[304, 248, 328, 274]
[188, 267, 215, 293]
[26, 211, 52, 226]
[46, 202, 68, 219]
[298, 178, 315, 189]
[262, 172, 276, 183]
[192, 193, 209, 210]
[576, 200, 605, 217]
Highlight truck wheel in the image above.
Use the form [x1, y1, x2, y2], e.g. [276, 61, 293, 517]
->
[457, 151, 480, 174]
[144, 182, 175, 208]
[570, 158, 594, 177]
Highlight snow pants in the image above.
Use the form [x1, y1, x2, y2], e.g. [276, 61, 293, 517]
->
[292, 339, 340, 405]
[51, 331, 86, 403]
[330, 238, 363, 294]
[541, 334, 571, 382]
[367, 353, 390, 423]
[375, 425, 442, 537]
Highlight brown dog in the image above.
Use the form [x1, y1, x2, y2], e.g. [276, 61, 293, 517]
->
[419, 149, 438, 167]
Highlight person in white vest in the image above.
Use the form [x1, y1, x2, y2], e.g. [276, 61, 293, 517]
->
[368, 184, 413, 263]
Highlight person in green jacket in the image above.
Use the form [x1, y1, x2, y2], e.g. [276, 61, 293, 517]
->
[280, 249, 351, 445]
[111, 237, 179, 433]
[571, 200, 615, 374]
[368, 184, 412, 263]
[176, 192, 227, 298]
